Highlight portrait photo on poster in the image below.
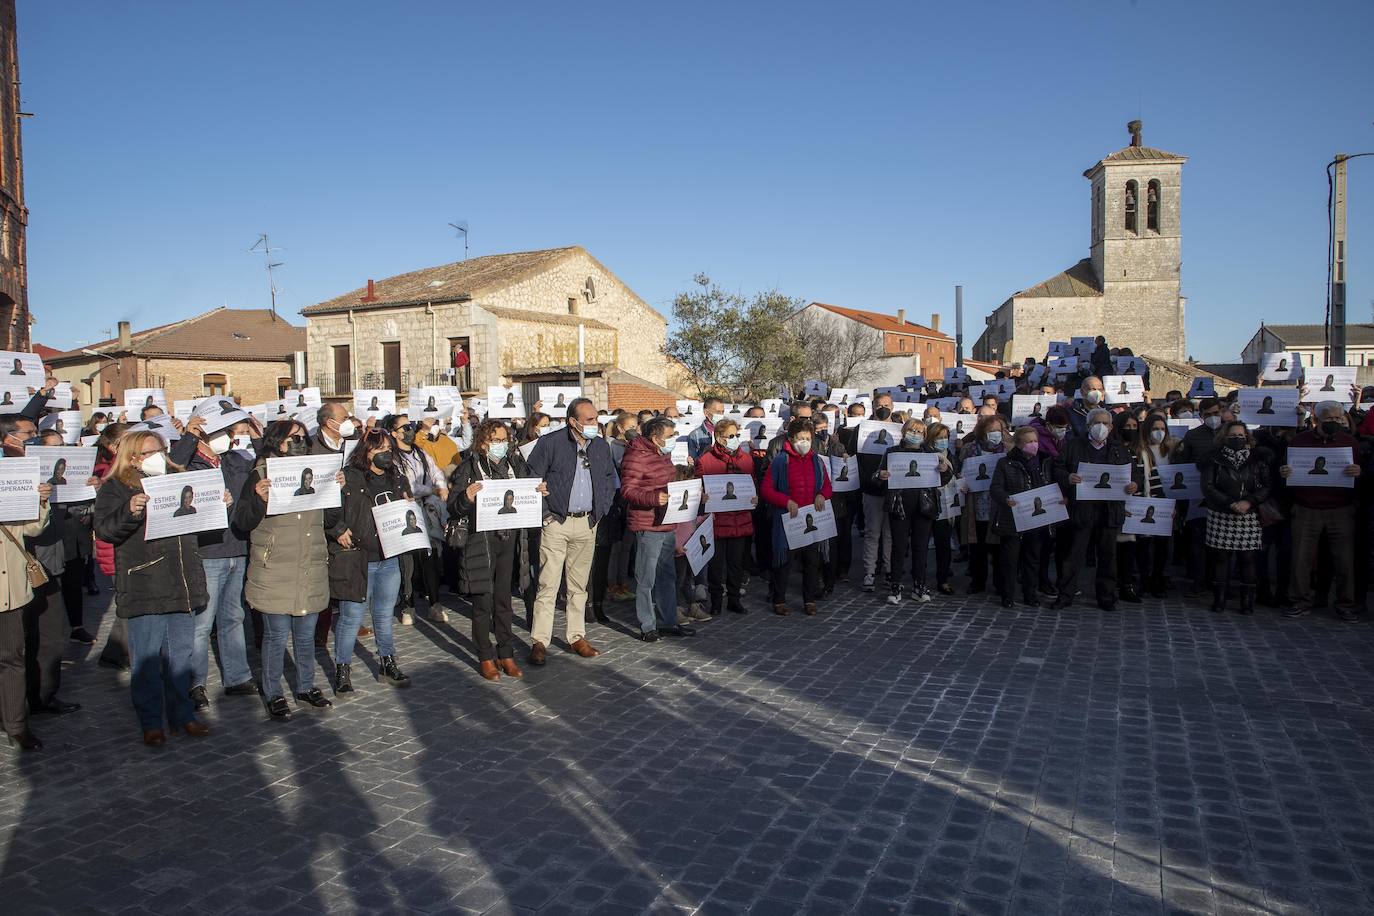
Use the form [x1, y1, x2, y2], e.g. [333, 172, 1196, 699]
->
[781, 499, 838, 550]
[475, 477, 545, 531]
[141, 468, 229, 540]
[1123, 496, 1175, 536]
[266, 454, 343, 516]
[1301, 366, 1357, 405]
[685, 516, 715, 575]
[1286, 447, 1355, 488]
[885, 451, 941, 489]
[662, 478, 703, 524]
[1011, 483, 1068, 532]
[1237, 388, 1300, 427]
[829, 455, 860, 492]
[0, 456, 39, 522]
[702, 473, 756, 512]
[31, 446, 97, 503]
[485, 386, 525, 419]
[1075, 462, 1132, 501]
[372, 499, 433, 557]
[1160, 462, 1203, 501]
[962, 453, 1004, 493]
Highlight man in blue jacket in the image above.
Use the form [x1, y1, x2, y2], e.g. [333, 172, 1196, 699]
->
[686, 397, 725, 460]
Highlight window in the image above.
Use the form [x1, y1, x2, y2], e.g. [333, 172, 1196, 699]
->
[448, 336, 473, 391]
[1124, 180, 1138, 234]
[1147, 180, 1160, 232]
[203, 373, 227, 396]
[277, 377, 293, 398]
[332, 344, 352, 395]
[927, 342, 932, 353]
[380, 341, 401, 391]
[567, 297, 579, 316]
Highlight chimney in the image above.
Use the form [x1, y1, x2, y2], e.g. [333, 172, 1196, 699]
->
[930, 313, 940, 332]
[359, 279, 378, 303]
[117, 320, 131, 350]
[896, 308, 906, 326]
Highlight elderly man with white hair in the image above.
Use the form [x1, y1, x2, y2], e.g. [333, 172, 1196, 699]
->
[1053, 407, 1138, 611]
[1279, 399, 1363, 621]
[1068, 376, 1106, 439]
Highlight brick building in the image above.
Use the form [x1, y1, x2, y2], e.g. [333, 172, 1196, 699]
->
[46, 307, 304, 417]
[0, 1, 28, 351]
[974, 122, 1188, 364]
[300, 246, 682, 411]
[788, 302, 955, 389]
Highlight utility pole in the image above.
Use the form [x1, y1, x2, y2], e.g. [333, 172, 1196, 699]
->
[1330, 155, 1348, 367]
[955, 285, 964, 367]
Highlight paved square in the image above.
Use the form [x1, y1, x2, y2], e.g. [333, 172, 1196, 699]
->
[3, 578, 1374, 915]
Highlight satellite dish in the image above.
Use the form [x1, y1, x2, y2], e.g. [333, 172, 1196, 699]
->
[583, 276, 596, 301]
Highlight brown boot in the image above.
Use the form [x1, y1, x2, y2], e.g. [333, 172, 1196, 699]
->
[479, 660, 501, 681]
[804, 603, 818, 616]
[497, 657, 524, 678]
[142, 730, 165, 747]
[569, 637, 599, 658]
[773, 603, 790, 616]
[176, 721, 211, 738]
[529, 641, 547, 666]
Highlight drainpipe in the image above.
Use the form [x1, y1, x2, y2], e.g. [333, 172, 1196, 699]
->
[426, 301, 436, 385]
[348, 309, 357, 393]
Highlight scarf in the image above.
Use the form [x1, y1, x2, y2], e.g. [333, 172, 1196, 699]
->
[1218, 445, 1250, 471]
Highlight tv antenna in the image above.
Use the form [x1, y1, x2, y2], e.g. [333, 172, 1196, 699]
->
[249, 233, 285, 320]
[448, 221, 469, 260]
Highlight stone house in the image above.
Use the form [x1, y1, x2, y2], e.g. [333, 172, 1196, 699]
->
[0, 1, 29, 352]
[46, 307, 305, 416]
[788, 302, 955, 390]
[1240, 322, 1374, 371]
[974, 122, 1188, 365]
[299, 246, 678, 411]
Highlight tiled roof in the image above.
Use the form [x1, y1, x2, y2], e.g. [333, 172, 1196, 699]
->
[962, 359, 1007, 376]
[480, 305, 614, 331]
[1142, 356, 1246, 388]
[1196, 362, 1259, 386]
[32, 343, 62, 361]
[808, 303, 950, 339]
[1013, 259, 1102, 299]
[1084, 145, 1187, 178]
[48, 308, 303, 363]
[300, 247, 584, 316]
[1258, 323, 1374, 348]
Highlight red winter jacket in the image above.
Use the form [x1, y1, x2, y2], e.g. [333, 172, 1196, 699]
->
[620, 434, 676, 533]
[695, 443, 755, 538]
[762, 440, 833, 509]
[93, 457, 115, 577]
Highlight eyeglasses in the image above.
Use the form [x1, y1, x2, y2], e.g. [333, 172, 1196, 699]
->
[138, 448, 162, 457]
[576, 448, 590, 470]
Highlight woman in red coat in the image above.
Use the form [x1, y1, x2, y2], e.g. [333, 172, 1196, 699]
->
[695, 418, 756, 615]
[761, 417, 833, 616]
[620, 416, 697, 641]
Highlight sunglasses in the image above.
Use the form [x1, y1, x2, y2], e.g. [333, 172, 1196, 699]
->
[576, 448, 591, 470]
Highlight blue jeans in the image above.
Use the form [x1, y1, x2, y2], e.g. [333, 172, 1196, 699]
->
[261, 613, 320, 697]
[634, 530, 679, 633]
[194, 557, 252, 689]
[127, 613, 198, 731]
[335, 558, 400, 665]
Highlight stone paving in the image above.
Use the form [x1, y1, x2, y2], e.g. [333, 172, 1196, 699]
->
[3, 575, 1374, 915]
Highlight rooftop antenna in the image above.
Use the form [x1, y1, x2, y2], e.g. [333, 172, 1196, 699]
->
[448, 221, 469, 260]
[249, 233, 285, 321]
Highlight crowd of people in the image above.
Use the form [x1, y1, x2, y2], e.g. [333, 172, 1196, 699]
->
[2, 334, 1369, 751]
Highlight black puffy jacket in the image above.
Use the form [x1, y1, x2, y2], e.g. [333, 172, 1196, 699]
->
[1199, 447, 1273, 515]
[447, 449, 533, 597]
[1053, 436, 1133, 529]
[93, 475, 208, 618]
[990, 447, 1052, 536]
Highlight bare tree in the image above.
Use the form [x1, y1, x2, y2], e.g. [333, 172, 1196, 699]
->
[790, 309, 888, 389]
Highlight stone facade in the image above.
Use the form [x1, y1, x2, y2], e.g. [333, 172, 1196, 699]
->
[0, 1, 27, 352]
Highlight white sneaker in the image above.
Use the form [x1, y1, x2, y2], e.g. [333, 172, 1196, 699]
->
[886, 588, 903, 606]
[915, 587, 932, 604]
[400, 610, 414, 626]
[862, 575, 876, 593]
[428, 607, 449, 624]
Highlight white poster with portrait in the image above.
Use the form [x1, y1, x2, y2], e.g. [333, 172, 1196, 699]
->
[1069, 335, 1097, 356]
[372, 498, 432, 556]
[1011, 395, 1052, 427]
[173, 399, 202, 423]
[0, 457, 39, 522]
[408, 387, 456, 420]
[760, 398, 784, 417]
[702, 473, 755, 511]
[123, 388, 168, 417]
[142, 469, 228, 540]
[662, 478, 703, 524]
[1187, 377, 1216, 399]
[1104, 375, 1146, 406]
[1123, 497, 1175, 536]
[829, 388, 861, 407]
[1114, 356, 1147, 376]
[1166, 418, 1201, 441]
[192, 396, 252, 435]
[1286, 447, 1355, 489]
[962, 453, 1004, 493]
[904, 375, 925, 390]
[38, 411, 82, 444]
[283, 387, 322, 410]
[1075, 462, 1132, 501]
[1047, 341, 1069, 357]
[138, 414, 181, 445]
[802, 379, 830, 398]
[1300, 367, 1357, 405]
[1011, 483, 1068, 532]
[1259, 351, 1302, 384]
[855, 420, 903, 456]
[475, 477, 544, 531]
[940, 412, 977, 442]
[1049, 356, 1078, 377]
[32, 446, 97, 503]
[885, 451, 941, 489]
[938, 479, 963, 521]
[830, 455, 859, 492]
[684, 515, 715, 576]
[486, 386, 525, 419]
[744, 417, 782, 449]
[538, 386, 581, 412]
[0, 384, 27, 414]
[0, 351, 42, 384]
[265, 454, 343, 516]
[943, 367, 969, 386]
[782, 500, 838, 549]
[354, 389, 397, 420]
[1237, 388, 1300, 428]
[1159, 462, 1202, 501]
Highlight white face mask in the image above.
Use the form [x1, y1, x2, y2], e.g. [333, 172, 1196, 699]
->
[1089, 423, 1109, 442]
[427, 425, 441, 440]
[336, 419, 356, 439]
[1149, 429, 1166, 444]
[140, 451, 168, 477]
[1203, 415, 1222, 430]
[231, 435, 254, 453]
[94, 423, 107, 434]
[1177, 411, 1195, 420]
[1084, 390, 1103, 405]
[208, 434, 231, 455]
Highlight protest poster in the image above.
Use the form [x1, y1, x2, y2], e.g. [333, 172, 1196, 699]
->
[962, 453, 1004, 493]
[663, 478, 703, 524]
[940, 412, 976, 441]
[38, 410, 82, 444]
[193, 396, 252, 434]
[1166, 418, 1201, 441]
[968, 385, 987, 403]
[123, 388, 168, 416]
[32, 446, 97, 503]
[538, 386, 581, 412]
[518, 438, 539, 462]
[943, 367, 969, 385]
[475, 477, 544, 532]
[830, 388, 861, 407]
[137, 415, 181, 446]
[486, 386, 524, 419]
[702, 473, 756, 511]
[1104, 375, 1147, 406]
[284, 387, 322, 410]
[408, 387, 457, 420]
[669, 437, 690, 465]
[1025, 364, 1048, 388]
[931, 397, 961, 411]
[1011, 483, 1068, 532]
[1069, 335, 1097, 356]
[1075, 462, 1132, 501]
[1259, 351, 1302, 384]
[904, 375, 925, 390]
[802, 379, 830, 398]
[1114, 355, 1147, 376]
[1011, 395, 1051, 427]
[0, 350, 43, 384]
[684, 516, 715, 576]
[1160, 462, 1202, 501]
[266, 454, 343, 516]
[937, 479, 963, 520]
[354, 389, 397, 419]
[142, 469, 227, 540]
[885, 451, 941, 489]
[1049, 356, 1078, 376]
[830, 455, 859, 492]
[855, 420, 903, 456]
[173, 399, 202, 422]
[0, 385, 27, 414]
[782, 500, 838, 549]
[984, 379, 1015, 401]
[1046, 341, 1069, 357]
[1123, 497, 1175, 536]
[46, 382, 74, 410]
[373, 499, 432, 556]
[760, 398, 784, 417]
[1186, 377, 1216, 399]
[1237, 387, 1300, 427]
[0, 457, 38, 521]
[1300, 367, 1357, 405]
[1286, 447, 1355, 488]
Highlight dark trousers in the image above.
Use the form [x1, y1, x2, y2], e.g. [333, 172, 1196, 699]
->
[1259, 522, 1292, 604]
[968, 521, 1002, 593]
[60, 559, 85, 629]
[889, 511, 934, 590]
[1125, 536, 1170, 592]
[1064, 521, 1120, 605]
[752, 506, 772, 575]
[99, 603, 130, 668]
[471, 536, 516, 661]
[23, 579, 68, 708]
[0, 610, 25, 736]
[399, 549, 440, 609]
[708, 536, 749, 610]
[998, 532, 1042, 602]
[1185, 517, 1211, 590]
[589, 537, 613, 618]
[930, 519, 954, 587]
[1038, 525, 1069, 590]
[772, 544, 822, 605]
[675, 555, 697, 610]
[1212, 549, 1257, 588]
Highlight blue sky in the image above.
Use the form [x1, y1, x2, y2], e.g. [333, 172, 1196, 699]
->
[19, 1, 1374, 361]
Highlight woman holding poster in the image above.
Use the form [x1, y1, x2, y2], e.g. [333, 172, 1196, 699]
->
[92, 431, 211, 747]
[0, 476, 50, 751]
[761, 417, 832, 617]
[876, 419, 950, 606]
[447, 419, 543, 681]
[694, 418, 755, 616]
[989, 426, 1052, 609]
[956, 414, 1010, 597]
[235, 420, 336, 719]
[326, 429, 414, 693]
[1199, 421, 1272, 615]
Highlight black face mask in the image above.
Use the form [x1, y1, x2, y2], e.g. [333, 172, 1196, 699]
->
[874, 407, 892, 421]
[1225, 436, 1247, 451]
[1321, 420, 1342, 437]
[285, 439, 308, 457]
[371, 451, 394, 470]
[396, 427, 415, 445]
